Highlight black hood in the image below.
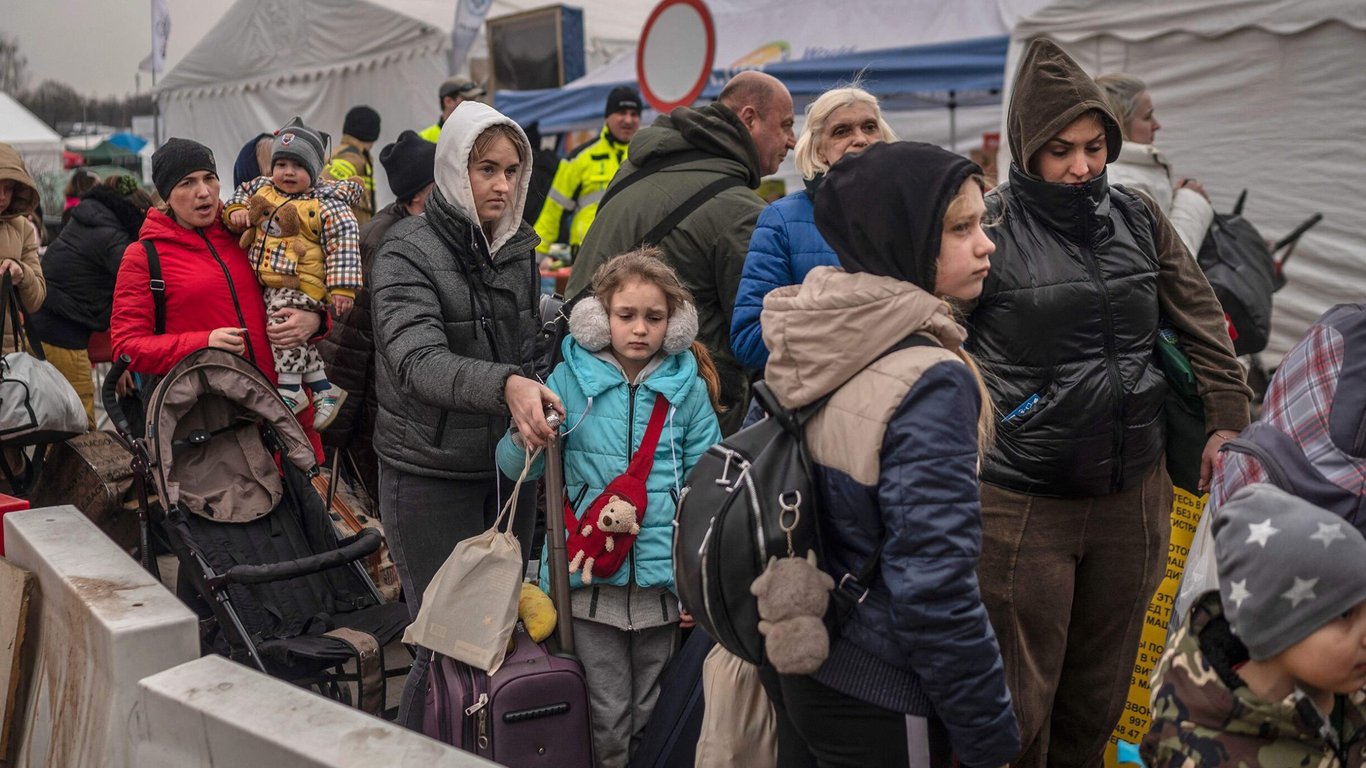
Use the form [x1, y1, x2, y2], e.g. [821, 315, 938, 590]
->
[814, 141, 978, 293]
[74, 184, 148, 239]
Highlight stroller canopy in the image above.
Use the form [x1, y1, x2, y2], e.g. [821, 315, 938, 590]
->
[146, 348, 317, 522]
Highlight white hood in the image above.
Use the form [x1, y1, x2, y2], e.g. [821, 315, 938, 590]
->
[434, 100, 533, 256]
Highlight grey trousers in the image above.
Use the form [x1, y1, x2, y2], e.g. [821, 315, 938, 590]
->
[573, 618, 678, 768]
[378, 460, 537, 731]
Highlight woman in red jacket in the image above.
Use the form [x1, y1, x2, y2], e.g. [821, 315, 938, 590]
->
[110, 138, 325, 460]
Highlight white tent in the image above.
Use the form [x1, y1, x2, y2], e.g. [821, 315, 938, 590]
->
[157, 0, 654, 202]
[0, 92, 64, 179]
[1004, 0, 1366, 358]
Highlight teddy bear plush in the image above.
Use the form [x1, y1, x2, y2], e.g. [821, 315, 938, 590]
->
[567, 494, 641, 583]
[750, 550, 835, 674]
[238, 193, 309, 262]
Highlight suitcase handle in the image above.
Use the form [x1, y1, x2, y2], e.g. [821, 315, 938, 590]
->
[503, 702, 571, 723]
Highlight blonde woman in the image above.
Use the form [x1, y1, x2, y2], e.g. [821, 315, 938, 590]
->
[730, 85, 896, 371]
[1096, 73, 1214, 257]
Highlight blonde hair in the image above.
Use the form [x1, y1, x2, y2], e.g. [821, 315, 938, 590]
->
[941, 175, 996, 453]
[1095, 73, 1148, 140]
[793, 85, 898, 179]
[590, 247, 724, 411]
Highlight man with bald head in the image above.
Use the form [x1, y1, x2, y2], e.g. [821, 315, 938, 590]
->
[567, 71, 795, 434]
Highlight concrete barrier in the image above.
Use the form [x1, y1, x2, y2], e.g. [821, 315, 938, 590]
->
[4, 506, 199, 768]
[132, 655, 494, 767]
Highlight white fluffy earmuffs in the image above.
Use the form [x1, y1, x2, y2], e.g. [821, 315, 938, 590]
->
[568, 295, 699, 356]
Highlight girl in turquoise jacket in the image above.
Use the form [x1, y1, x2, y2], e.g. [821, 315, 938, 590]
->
[496, 247, 722, 768]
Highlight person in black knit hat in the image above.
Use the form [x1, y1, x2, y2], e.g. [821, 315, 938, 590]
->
[323, 105, 382, 224]
[531, 85, 643, 259]
[317, 128, 435, 495]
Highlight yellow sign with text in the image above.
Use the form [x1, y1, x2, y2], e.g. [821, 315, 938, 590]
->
[1105, 487, 1207, 766]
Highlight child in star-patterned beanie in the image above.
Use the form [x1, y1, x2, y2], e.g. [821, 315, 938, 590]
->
[1142, 483, 1366, 767]
[1214, 483, 1366, 663]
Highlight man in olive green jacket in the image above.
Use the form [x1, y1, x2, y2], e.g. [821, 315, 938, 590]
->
[568, 72, 795, 434]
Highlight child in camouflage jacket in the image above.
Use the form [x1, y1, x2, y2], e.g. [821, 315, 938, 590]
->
[1143, 484, 1366, 767]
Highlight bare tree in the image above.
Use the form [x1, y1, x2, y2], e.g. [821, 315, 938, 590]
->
[0, 34, 28, 95]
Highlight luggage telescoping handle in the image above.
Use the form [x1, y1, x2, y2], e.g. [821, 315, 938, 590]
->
[542, 407, 575, 655]
[103, 354, 135, 437]
[1272, 212, 1324, 276]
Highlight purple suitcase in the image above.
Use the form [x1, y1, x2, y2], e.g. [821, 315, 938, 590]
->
[423, 624, 593, 765]
[423, 415, 594, 766]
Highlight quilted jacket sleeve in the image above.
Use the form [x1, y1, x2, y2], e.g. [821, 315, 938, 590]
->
[730, 203, 794, 372]
[370, 241, 520, 415]
[494, 363, 567, 481]
[679, 374, 722, 476]
[877, 361, 1019, 767]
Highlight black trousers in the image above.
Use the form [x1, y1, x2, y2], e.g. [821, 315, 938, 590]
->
[758, 666, 953, 768]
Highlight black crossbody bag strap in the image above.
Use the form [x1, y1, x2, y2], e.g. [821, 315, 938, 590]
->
[634, 175, 746, 250]
[596, 149, 717, 213]
[142, 239, 166, 335]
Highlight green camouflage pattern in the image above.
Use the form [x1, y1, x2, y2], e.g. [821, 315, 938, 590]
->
[1142, 591, 1366, 768]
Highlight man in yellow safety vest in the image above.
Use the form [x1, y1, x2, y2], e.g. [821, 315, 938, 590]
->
[532, 86, 642, 258]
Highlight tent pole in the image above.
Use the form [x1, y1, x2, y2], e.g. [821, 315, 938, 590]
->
[948, 90, 958, 151]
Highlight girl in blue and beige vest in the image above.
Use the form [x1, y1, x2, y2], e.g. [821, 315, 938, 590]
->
[496, 248, 722, 768]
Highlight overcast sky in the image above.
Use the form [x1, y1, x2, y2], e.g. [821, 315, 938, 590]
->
[7, 0, 230, 97]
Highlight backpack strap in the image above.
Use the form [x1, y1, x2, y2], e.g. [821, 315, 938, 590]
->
[633, 175, 746, 250]
[824, 333, 945, 607]
[142, 239, 166, 335]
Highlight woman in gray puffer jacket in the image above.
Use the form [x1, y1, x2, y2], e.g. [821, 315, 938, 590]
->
[370, 101, 562, 731]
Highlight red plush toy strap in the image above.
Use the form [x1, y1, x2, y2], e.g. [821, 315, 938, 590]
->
[626, 394, 671, 482]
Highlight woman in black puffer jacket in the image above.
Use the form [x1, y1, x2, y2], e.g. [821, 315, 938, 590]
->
[32, 174, 154, 426]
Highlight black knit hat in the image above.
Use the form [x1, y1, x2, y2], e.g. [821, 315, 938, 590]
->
[272, 116, 329, 185]
[380, 130, 436, 201]
[343, 106, 381, 143]
[152, 138, 217, 201]
[815, 141, 978, 293]
[605, 86, 642, 118]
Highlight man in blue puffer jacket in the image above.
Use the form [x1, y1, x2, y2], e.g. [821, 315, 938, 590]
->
[730, 86, 897, 371]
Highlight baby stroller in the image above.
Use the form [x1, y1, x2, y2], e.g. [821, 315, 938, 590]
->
[103, 347, 409, 715]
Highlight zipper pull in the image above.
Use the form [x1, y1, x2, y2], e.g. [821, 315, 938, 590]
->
[464, 692, 489, 717]
[476, 708, 490, 750]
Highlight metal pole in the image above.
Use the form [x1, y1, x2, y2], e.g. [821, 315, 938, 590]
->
[152, 69, 160, 146]
[948, 90, 958, 151]
[542, 412, 574, 654]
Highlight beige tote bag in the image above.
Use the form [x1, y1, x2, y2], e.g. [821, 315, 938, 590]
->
[695, 645, 777, 768]
[402, 452, 533, 675]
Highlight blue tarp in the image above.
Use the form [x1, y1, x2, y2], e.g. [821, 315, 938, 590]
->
[107, 132, 149, 153]
[497, 35, 1009, 133]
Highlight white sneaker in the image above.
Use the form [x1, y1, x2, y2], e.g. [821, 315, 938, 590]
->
[311, 385, 348, 431]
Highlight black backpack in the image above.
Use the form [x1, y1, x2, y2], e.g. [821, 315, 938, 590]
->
[1196, 201, 1280, 356]
[674, 338, 930, 665]
[672, 380, 830, 665]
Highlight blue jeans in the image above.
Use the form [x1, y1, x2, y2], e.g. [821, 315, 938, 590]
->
[379, 460, 537, 731]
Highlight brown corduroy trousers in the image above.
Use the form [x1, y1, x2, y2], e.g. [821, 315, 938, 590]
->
[977, 462, 1171, 768]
